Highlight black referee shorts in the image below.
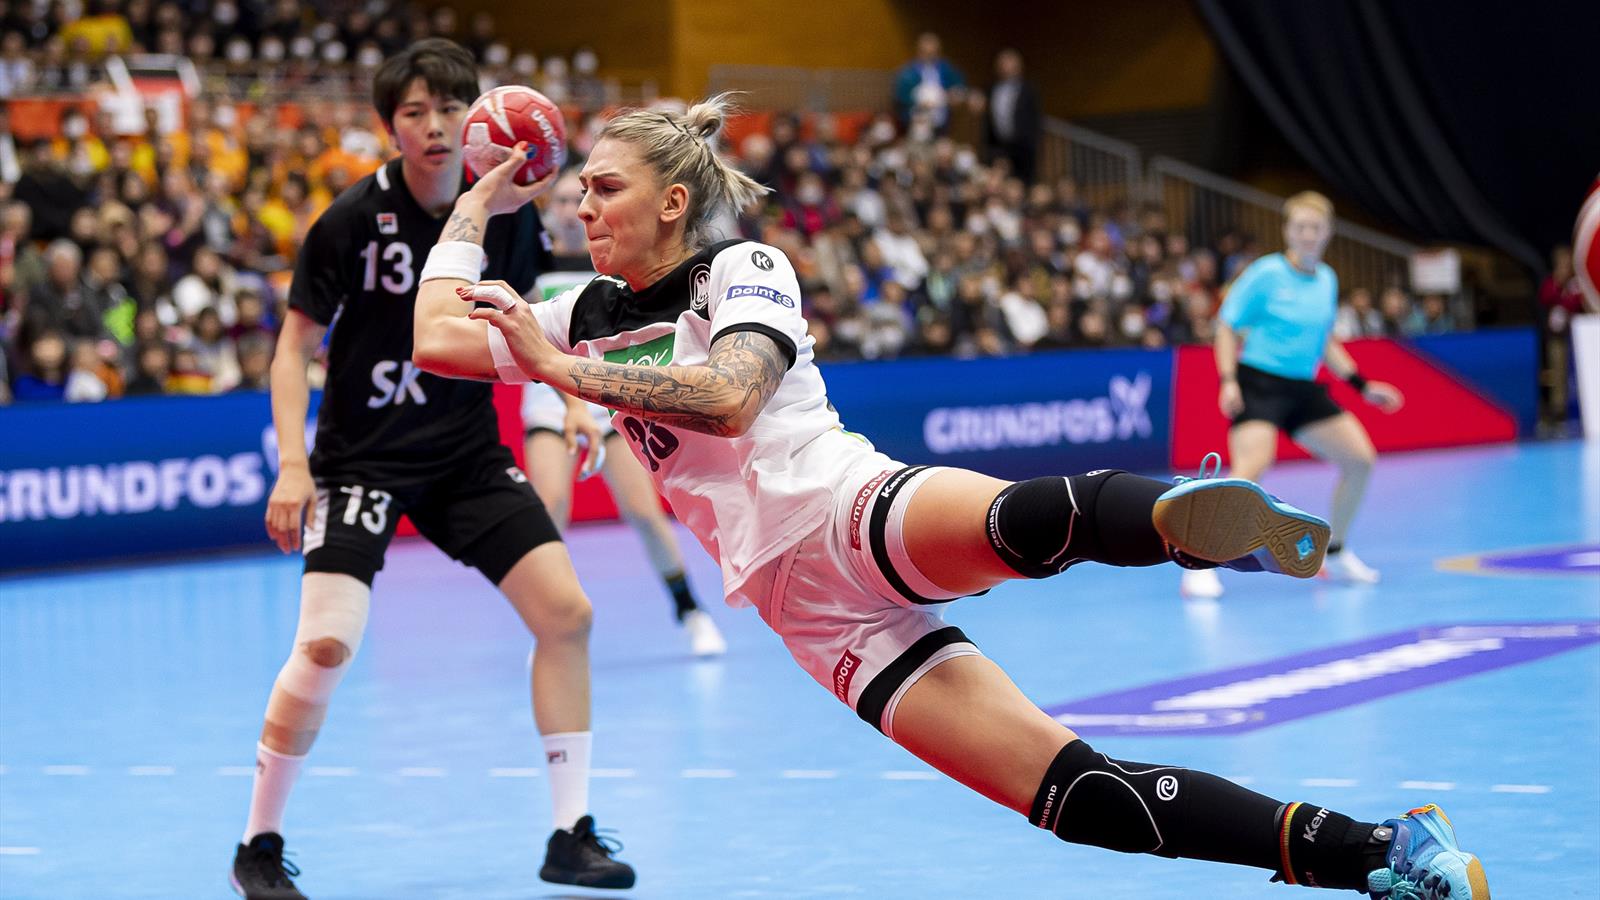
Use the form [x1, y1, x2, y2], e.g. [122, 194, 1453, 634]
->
[302, 444, 561, 587]
[1232, 364, 1346, 435]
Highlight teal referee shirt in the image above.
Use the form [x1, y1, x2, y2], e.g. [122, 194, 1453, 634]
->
[1218, 253, 1337, 381]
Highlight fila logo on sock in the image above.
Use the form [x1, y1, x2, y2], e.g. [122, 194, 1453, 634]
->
[547, 750, 567, 764]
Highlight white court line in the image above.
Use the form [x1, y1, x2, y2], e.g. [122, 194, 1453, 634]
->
[781, 770, 837, 779]
[681, 769, 736, 779]
[590, 768, 636, 778]
[881, 770, 938, 781]
[217, 766, 256, 777]
[307, 766, 358, 777]
[1300, 778, 1358, 788]
[1491, 784, 1551, 794]
[128, 766, 175, 776]
[488, 767, 541, 778]
[43, 766, 89, 776]
[1400, 781, 1456, 791]
[397, 767, 446, 777]
[0, 847, 41, 856]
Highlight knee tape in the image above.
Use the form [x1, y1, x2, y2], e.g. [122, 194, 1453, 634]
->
[1031, 739, 1186, 857]
[275, 572, 370, 704]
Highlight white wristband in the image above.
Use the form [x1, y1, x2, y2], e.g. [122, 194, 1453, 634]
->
[486, 326, 532, 383]
[419, 241, 485, 283]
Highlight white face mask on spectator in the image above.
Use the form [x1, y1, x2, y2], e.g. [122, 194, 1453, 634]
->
[214, 1, 238, 26]
[513, 52, 537, 77]
[321, 41, 346, 63]
[63, 116, 88, 139]
[574, 49, 597, 75]
[485, 43, 509, 67]
[1121, 311, 1145, 338]
[1058, 221, 1081, 247]
[226, 38, 251, 63]
[312, 22, 337, 42]
[1111, 274, 1133, 300]
[259, 38, 285, 62]
[291, 36, 315, 60]
[798, 183, 824, 206]
[357, 45, 383, 68]
[214, 105, 238, 128]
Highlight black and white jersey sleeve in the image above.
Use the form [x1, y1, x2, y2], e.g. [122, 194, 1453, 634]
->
[705, 244, 804, 369]
[289, 210, 353, 326]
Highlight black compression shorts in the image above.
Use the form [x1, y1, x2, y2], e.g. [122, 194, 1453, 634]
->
[1232, 364, 1345, 435]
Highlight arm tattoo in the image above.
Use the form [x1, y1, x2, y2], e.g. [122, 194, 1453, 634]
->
[440, 210, 484, 244]
[565, 331, 788, 436]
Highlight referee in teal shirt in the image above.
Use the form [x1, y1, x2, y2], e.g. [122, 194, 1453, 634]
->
[1182, 192, 1403, 599]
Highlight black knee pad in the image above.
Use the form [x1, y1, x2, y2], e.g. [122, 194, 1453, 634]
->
[986, 476, 1078, 578]
[1031, 739, 1185, 857]
[986, 470, 1171, 577]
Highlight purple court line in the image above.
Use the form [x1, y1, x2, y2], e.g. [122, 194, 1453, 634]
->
[1042, 621, 1600, 736]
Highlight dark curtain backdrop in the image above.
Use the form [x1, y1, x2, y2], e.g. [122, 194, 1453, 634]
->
[1196, 0, 1599, 274]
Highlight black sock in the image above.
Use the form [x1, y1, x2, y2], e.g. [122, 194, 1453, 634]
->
[1274, 802, 1390, 890]
[664, 571, 696, 621]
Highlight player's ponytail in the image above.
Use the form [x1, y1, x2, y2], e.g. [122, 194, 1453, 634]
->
[601, 93, 770, 249]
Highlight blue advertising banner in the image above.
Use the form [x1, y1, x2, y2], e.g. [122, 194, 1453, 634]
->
[0, 392, 302, 571]
[817, 348, 1174, 481]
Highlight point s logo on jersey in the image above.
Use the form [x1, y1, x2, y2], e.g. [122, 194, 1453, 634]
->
[726, 284, 795, 308]
[832, 650, 863, 702]
[923, 374, 1153, 454]
[0, 455, 267, 523]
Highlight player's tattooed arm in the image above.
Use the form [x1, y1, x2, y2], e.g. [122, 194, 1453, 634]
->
[560, 331, 788, 437]
[439, 208, 484, 244]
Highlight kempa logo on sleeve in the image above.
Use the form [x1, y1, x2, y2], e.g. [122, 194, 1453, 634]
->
[923, 373, 1153, 454]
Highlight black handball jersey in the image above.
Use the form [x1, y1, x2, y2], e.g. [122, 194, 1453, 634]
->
[290, 157, 550, 486]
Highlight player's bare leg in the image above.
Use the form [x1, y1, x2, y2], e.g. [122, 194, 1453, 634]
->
[602, 433, 725, 655]
[1294, 413, 1381, 583]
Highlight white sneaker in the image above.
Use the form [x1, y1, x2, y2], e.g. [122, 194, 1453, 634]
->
[1180, 567, 1224, 599]
[1322, 549, 1380, 584]
[682, 610, 727, 656]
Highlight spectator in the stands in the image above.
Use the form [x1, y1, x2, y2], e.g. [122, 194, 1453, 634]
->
[64, 336, 110, 401]
[12, 329, 68, 401]
[982, 48, 1040, 184]
[894, 32, 965, 134]
[1334, 287, 1384, 340]
[1378, 287, 1414, 337]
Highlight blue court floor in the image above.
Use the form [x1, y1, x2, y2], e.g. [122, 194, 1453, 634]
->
[2, 440, 1597, 899]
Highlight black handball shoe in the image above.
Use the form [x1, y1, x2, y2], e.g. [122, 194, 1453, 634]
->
[230, 832, 307, 900]
[539, 814, 636, 889]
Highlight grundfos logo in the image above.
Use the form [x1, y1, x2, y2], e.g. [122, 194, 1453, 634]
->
[832, 650, 863, 702]
[923, 374, 1153, 454]
[0, 454, 267, 522]
[848, 469, 893, 550]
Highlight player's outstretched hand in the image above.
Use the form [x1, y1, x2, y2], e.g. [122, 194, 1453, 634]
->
[563, 403, 606, 479]
[464, 141, 557, 217]
[265, 461, 315, 553]
[459, 280, 561, 378]
[1218, 380, 1244, 419]
[1363, 380, 1404, 413]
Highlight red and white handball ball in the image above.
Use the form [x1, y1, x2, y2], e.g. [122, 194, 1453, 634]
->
[1574, 175, 1600, 307]
[461, 85, 567, 185]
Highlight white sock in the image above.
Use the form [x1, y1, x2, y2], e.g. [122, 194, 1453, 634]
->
[542, 730, 591, 831]
[244, 742, 307, 842]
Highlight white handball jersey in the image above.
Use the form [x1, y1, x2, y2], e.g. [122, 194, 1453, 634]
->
[529, 240, 860, 603]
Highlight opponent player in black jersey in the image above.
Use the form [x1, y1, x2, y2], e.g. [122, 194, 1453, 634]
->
[230, 40, 633, 899]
